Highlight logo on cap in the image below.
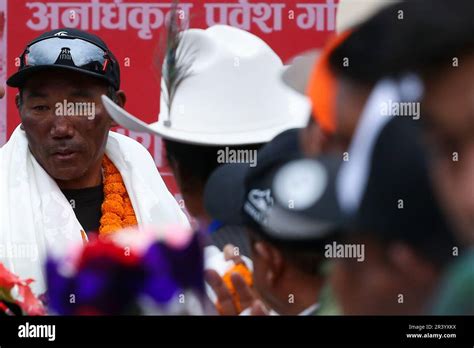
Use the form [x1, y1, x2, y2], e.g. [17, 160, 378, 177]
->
[244, 189, 274, 226]
[273, 159, 328, 211]
[54, 31, 69, 37]
[248, 189, 273, 212]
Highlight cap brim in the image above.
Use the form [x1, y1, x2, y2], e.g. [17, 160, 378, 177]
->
[265, 205, 339, 241]
[7, 65, 113, 88]
[281, 50, 321, 95]
[203, 163, 250, 225]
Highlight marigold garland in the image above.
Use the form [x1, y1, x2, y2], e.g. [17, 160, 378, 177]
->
[99, 156, 138, 236]
[218, 263, 253, 314]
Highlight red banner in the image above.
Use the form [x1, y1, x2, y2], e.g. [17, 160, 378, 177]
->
[0, 0, 337, 197]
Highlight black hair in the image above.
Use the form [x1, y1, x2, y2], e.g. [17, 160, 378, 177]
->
[164, 139, 263, 188]
[105, 85, 119, 103]
[329, 0, 474, 85]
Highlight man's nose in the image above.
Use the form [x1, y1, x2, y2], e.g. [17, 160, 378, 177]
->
[50, 114, 75, 139]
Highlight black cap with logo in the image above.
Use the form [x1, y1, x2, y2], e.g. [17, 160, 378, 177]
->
[7, 28, 120, 90]
[204, 117, 458, 262]
[337, 116, 459, 265]
[203, 129, 343, 249]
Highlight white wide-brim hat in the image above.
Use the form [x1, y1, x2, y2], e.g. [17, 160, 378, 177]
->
[103, 25, 311, 146]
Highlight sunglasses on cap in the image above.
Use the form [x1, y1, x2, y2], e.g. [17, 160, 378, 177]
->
[23, 35, 112, 72]
[8, 33, 120, 89]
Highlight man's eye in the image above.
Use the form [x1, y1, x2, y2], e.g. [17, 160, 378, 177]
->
[33, 105, 50, 111]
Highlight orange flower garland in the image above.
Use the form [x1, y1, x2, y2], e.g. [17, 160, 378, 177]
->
[219, 263, 253, 314]
[99, 156, 138, 236]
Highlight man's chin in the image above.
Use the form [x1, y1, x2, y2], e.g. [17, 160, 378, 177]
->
[47, 167, 86, 183]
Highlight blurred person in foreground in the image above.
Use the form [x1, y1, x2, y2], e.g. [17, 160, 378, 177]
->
[329, 90, 459, 314]
[203, 98, 458, 315]
[286, 0, 473, 314]
[273, 71, 459, 314]
[0, 28, 188, 296]
[203, 129, 341, 315]
[328, 0, 474, 315]
[103, 16, 311, 257]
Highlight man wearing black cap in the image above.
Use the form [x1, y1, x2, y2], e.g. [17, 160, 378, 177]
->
[204, 129, 341, 315]
[0, 28, 188, 295]
[254, 116, 458, 315]
[325, 0, 474, 315]
[329, 114, 459, 315]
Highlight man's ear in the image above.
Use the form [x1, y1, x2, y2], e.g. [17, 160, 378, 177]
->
[15, 93, 25, 130]
[107, 90, 126, 128]
[15, 93, 21, 110]
[116, 90, 126, 108]
[255, 241, 284, 287]
[387, 243, 437, 284]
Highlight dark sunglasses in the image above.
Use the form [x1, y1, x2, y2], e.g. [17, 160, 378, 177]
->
[20, 36, 114, 76]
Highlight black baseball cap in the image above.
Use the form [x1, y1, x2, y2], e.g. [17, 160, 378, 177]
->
[203, 128, 343, 248]
[337, 115, 459, 265]
[7, 28, 120, 90]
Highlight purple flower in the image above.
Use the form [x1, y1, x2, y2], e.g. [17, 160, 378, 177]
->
[46, 229, 205, 315]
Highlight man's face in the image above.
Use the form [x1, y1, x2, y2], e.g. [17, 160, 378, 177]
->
[334, 79, 372, 151]
[17, 69, 117, 187]
[248, 236, 268, 300]
[330, 236, 433, 315]
[247, 230, 280, 309]
[331, 237, 396, 314]
[423, 55, 474, 245]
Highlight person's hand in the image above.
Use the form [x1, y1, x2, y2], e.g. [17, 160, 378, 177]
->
[222, 243, 245, 264]
[0, 85, 5, 99]
[205, 244, 268, 315]
[205, 269, 258, 315]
